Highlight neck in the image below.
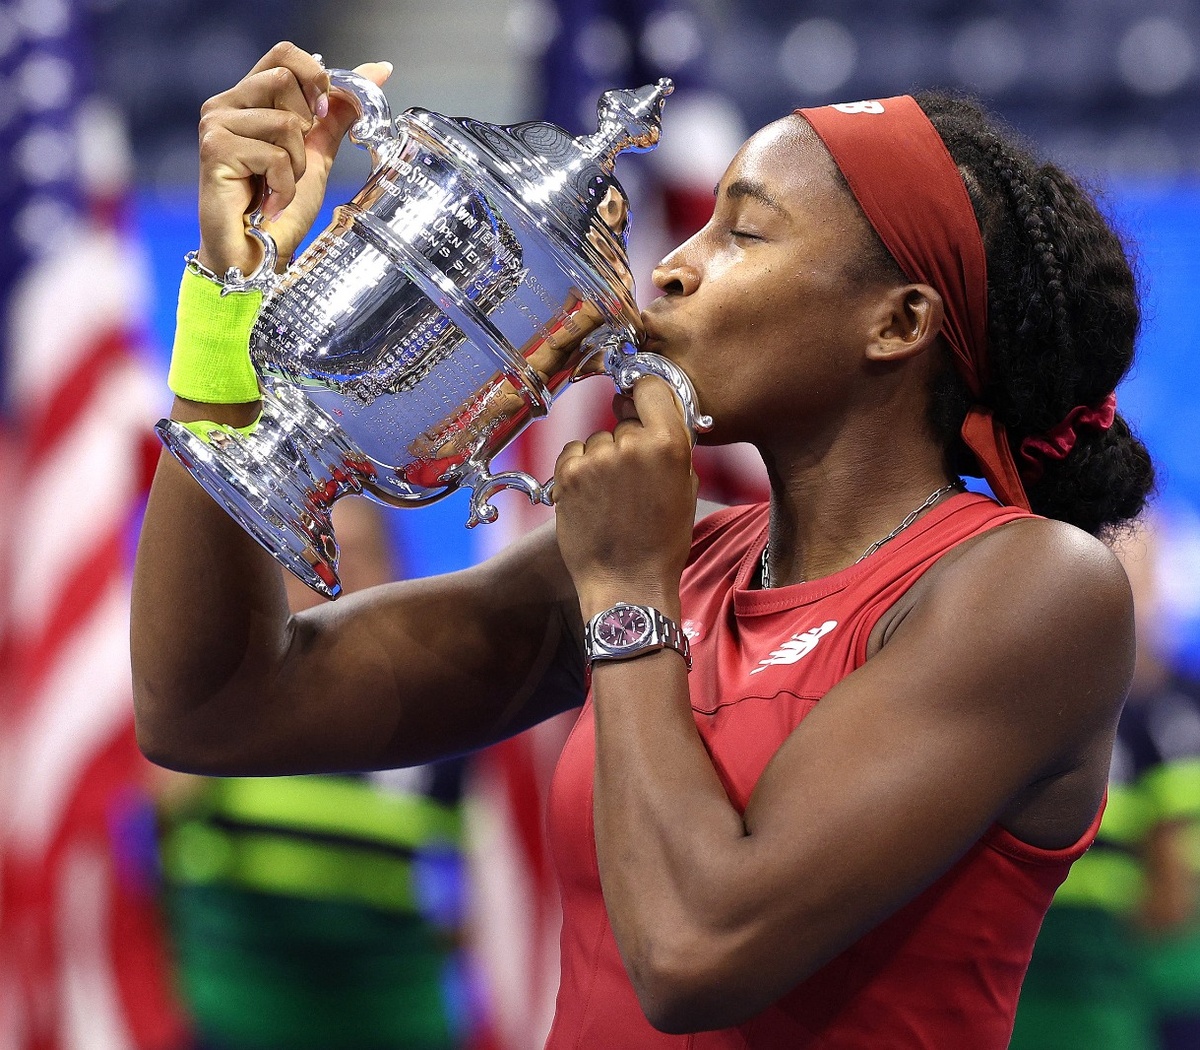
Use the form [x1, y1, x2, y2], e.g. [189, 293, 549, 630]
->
[759, 429, 956, 587]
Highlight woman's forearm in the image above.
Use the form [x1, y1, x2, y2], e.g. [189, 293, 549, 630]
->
[590, 653, 755, 1031]
[131, 396, 293, 770]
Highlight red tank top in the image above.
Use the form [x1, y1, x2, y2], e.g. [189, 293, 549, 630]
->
[544, 492, 1103, 1048]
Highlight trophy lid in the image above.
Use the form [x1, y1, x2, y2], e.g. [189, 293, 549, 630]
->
[403, 79, 673, 268]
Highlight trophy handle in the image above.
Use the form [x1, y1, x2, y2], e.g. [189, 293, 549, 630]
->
[470, 345, 713, 520]
[603, 344, 714, 444]
[465, 467, 555, 529]
[220, 64, 401, 296]
[326, 67, 400, 163]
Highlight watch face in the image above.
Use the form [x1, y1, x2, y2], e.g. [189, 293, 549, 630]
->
[596, 605, 651, 648]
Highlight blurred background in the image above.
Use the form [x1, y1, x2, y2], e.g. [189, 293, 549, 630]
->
[3, 1, 1200, 1048]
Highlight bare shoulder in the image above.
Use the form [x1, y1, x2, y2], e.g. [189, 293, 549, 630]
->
[895, 514, 1134, 840]
[928, 515, 1133, 655]
[914, 515, 1135, 707]
[725, 514, 1134, 982]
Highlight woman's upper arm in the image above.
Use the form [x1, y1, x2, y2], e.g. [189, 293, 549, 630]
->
[690, 519, 1134, 1003]
[157, 520, 586, 775]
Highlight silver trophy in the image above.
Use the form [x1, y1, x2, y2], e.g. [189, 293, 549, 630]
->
[156, 69, 712, 599]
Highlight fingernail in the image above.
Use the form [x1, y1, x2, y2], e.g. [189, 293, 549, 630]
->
[315, 93, 328, 119]
[263, 189, 283, 220]
[379, 61, 393, 76]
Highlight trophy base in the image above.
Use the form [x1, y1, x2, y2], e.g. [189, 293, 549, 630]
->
[156, 384, 374, 600]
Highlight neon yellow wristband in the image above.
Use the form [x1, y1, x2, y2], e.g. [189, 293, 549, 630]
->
[167, 267, 263, 404]
[182, 417, 261, 443]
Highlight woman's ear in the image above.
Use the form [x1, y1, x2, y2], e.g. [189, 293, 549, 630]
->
[865, 284, 945, 363]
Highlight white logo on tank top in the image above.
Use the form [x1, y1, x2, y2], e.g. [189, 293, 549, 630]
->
[751, 620, 839, 674]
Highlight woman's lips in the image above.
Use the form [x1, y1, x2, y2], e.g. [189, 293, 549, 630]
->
[638, 316, 669, 351]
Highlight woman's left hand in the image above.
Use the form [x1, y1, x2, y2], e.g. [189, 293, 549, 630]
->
[552, 376, 698, 616]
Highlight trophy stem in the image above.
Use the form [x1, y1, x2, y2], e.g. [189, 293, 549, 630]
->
[155, 385, 375, 599]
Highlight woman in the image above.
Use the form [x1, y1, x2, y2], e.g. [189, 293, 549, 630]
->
[132, 42, 1154, 1047]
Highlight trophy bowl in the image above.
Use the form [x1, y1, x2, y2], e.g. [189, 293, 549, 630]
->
[156, 69, 711, 599]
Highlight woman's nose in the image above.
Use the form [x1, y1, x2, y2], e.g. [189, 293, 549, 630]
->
[652, 249, 701, 296]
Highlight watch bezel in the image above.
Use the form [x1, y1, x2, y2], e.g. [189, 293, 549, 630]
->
[593, 603, 654, 651]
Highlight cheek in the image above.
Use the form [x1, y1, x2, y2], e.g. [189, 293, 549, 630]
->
[698, 242, 744, 286]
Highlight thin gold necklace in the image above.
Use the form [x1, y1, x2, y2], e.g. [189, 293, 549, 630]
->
[760, 480, 963, 589]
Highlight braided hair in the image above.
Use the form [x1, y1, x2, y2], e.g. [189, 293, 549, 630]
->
[913, 93, 1154, 539]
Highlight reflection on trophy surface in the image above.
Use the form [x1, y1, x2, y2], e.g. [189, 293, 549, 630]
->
[409, 185, 632, 486]
[156, 69, 712, 599]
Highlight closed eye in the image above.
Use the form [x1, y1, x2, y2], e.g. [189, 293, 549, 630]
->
[730, 229, 762, 241]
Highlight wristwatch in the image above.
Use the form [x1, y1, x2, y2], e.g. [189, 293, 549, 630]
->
[584, 602, 692, 672]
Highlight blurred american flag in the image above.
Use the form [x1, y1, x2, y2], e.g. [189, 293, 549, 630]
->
[0, 2, 184, 1047]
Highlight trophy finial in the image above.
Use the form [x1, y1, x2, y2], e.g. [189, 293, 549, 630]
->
[586, 78, 675, 169]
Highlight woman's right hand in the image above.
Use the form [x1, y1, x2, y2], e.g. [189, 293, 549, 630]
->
[196, 41, 393, 278]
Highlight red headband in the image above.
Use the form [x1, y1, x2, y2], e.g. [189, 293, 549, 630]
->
[797, 95, 1030, 510]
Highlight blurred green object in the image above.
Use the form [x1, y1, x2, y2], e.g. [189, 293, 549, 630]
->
[168, 884, 460, 1050]
[159, 773, 468, 1050]
[1139, 805, 1200, 1038]
[1009, 907, 1157, 1050]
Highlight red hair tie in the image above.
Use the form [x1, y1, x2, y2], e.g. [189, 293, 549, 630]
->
[1018, 393, 1118, 483]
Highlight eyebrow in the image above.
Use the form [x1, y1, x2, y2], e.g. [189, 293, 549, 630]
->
[715, 178, 788, 216]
